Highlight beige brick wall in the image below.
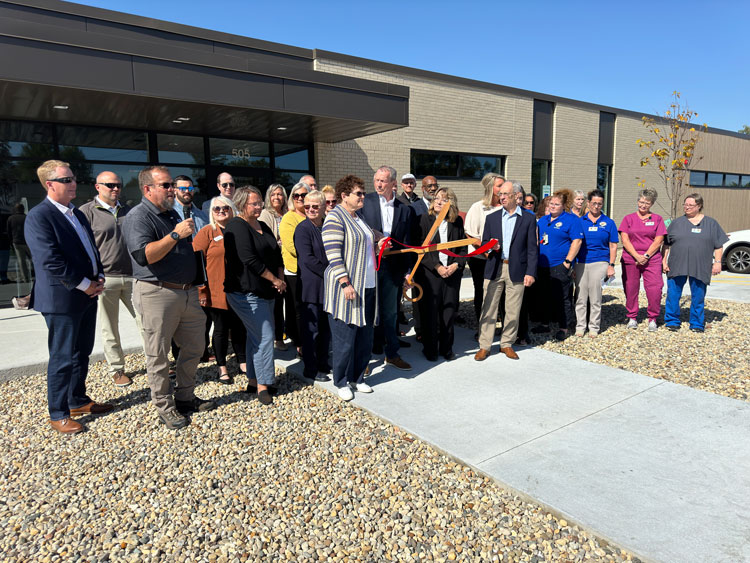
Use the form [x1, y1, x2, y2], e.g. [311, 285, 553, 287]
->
[314, 58, 530, 211]
[551, 105, 599, 193]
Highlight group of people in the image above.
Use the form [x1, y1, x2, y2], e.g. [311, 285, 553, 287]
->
[25, 159, 728, 434]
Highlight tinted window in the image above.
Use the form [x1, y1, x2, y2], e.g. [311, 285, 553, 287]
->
[210, 138, 269, 167]
[274, 144, 309, 170]
[158, 134, 205, 165]
[459, 155, 502, 179]
[706, 172, 723, 186]
[58, 125, 148, 162]
[724, 174, 740, 187]
[0, 120, 54, 158]
[689, 171, 706, 186]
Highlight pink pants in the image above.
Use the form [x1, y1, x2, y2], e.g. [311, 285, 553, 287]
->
[621, 259, 663, 320]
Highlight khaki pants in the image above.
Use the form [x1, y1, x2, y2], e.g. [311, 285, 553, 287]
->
[478, 264, 525, 350]
[99, 275, 142, 374]
[133, 281, 204, 415]
[574, 261, 608, 334]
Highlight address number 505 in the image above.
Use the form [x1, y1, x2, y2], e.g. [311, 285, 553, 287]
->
[231, 148, 252, 158]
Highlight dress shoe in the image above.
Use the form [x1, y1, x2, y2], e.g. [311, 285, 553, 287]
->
[218, 373, 234, 385]
[314, 374, 331, 382]
[112, 370, 132, 387]
[398, 339, 411, 348]
[474, 349, 490, 361]
[385, 356, 412, 371]
[69, 401, 114, 417]
[175, 397, 217, 415]
[500, 347, 519, 360]
[443, 352, 457, 361]
[49, 417, 84, 434]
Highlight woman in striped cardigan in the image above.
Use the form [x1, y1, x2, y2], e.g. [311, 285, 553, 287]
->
[322, 175, 379, 402]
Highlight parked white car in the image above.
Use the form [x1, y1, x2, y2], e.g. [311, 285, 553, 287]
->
[723, 230, 750, 274]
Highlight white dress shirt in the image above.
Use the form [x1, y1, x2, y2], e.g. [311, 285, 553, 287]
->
[378, 194, 395, 237]
[47, 196, 99, 291]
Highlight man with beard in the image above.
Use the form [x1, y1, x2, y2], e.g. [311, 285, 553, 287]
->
[123, 166, 216, 430]
[173, 175, 208, 235]
[412, 175, 439, 216]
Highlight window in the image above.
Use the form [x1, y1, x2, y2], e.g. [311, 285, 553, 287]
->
[597, 164, 613, 215]
[410, 150, 503, 179]
[725, 174, 740, 187]
[0, 120, 54, 158]
[274, 144, 309, 170]
[742, 176, 750, 188]
[209, 138, 269, 168]
[157, 134, 205, 165]
[58, 125, 148, 162]
[531, 159, 551, 200]
[689, 170, 749, 188]
[690, 171, 706, 185]
[706, 172, 723, 186]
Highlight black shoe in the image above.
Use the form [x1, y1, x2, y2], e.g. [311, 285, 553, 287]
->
[372, 344, 384, 355]
[244, 384, 278, 395]
[175, 397, 217, 415]
[532, 325, 551, 334]
[218, 374, 234, 385]
[690, 327, 704, 333]
[443, 352, 457, 361]
[258, 390, 273, 405]
[398, 339, 411, 348]
[666, 325, 680, 332]
[314, 374, 331, 382]
[555, 329, 568, 341]
[422, 350, 438, 362]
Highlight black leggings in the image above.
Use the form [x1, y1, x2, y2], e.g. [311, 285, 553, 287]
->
[208, 306, 247, 366]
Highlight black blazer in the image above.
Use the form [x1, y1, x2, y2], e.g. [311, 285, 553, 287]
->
[419, 213, 467, 276]
[482, 208, 538, 283]
[411, 198, 429, 217]
[294, 219, 328, 304]
[359, 191, 416, 278]
[25, 199, 103, 314]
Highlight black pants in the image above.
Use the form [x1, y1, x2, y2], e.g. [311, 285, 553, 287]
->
[537, 264, 575, 329]
[273, 295, 285, 341]
[208, 306, 247, 366]
[301, 302, 332, 378]
[468, 257, 486, 323]
[418, 269, 461, 358]
[283, 274, 303, 347]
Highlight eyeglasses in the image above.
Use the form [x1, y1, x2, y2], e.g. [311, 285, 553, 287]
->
[433, 198, 449, 204]
[304, 204, 320, 211]
[351, 191, 366, 198]
[326, 200, 337, 207]
[49, 176, 76, 184]
[246, 201, 264, 208]
[524, 200, 535, 206]
[176, 186, 195, 192]
[149, 182, 174, 190]
[683, 203, 698, 208]
[212, 206, 231, 213]
[292, 192, 308, 200]
[589, 201, 603, 207]
[97, 182, 122, 189]
[220, 182, 235, 189]
[308, 183, 318, 188]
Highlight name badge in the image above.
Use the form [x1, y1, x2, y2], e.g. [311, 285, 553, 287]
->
[691, 228, 701, 234]
[541, 234, 549, 245]
[588, 226, 598, 232]
[213, 235, 224, 241]
[645, 221, 655, 226]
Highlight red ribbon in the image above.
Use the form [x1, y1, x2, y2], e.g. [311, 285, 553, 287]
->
[375, 238, 498, 271]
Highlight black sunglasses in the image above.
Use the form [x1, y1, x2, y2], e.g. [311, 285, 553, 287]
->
[98, 182, 122, 189]
[149, 182, 174, 190]
[292, 192, 308, 200]
[212, 206, 231, 213]
[49, 176, 76, 184]
[220, 182, 235, 188]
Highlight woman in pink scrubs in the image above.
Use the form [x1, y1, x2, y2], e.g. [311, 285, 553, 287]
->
[618, 188, 667, 331]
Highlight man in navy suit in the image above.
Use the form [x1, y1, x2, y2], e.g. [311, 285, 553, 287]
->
[25, 160, 112, 434]
[475, 180, 538, 361]
[359, 166, 416, 371]
[411, 175, 439, 217]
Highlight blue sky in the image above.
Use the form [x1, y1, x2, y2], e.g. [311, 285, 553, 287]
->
[76, 0, 749, 133]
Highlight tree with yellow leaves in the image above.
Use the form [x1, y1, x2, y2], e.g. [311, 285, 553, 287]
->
[636, 92, 706, 219]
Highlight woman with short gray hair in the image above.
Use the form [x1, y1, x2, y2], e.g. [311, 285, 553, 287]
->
[618, 188, 667, 331]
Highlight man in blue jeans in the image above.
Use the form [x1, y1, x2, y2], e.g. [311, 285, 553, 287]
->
[359, 166, 416, 371]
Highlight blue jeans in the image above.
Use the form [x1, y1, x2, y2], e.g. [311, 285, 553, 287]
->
[665, 276, 707, 330]
[374, 268, 401, 359]
[226, 292, 276, 385]
[329, 288, 376, 388]
[42, 300, 97, 420]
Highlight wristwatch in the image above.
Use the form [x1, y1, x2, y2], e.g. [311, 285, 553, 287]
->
[340, 281, 350, 289]
[609, 262, 615, 267]
[170, 231, 180, 241]
[563, 259, 572, 266]
[644, 253, 650, 259]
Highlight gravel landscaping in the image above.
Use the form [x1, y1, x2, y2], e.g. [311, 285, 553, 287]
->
[457, 288, 750, 403]
[0, 355, 639, 562]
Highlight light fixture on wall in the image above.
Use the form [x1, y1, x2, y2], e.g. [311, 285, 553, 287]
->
[52, 105, 69, 110]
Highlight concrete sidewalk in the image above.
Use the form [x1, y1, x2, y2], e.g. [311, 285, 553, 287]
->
[277, 328, 750, 563]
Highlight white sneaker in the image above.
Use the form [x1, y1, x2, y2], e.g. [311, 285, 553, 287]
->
[627, 319, 638, 329]
[648, 320, 657, 332]
[351, 382, 373, 393]
[337, 386, 354, 401]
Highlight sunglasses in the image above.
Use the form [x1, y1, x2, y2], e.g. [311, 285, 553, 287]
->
[304, 204, 320, 211]
[292, 192, 308, 200]
[351, 191, 366, 198]
[213, 206, 231, 213]
[98, 182, 122, 189]
[220, 182, 235, 188]
[150, 182, 174, 190]
[49, 176, 76, 184]
[177, 186, 195, 192]
[326, 200, 337, 207]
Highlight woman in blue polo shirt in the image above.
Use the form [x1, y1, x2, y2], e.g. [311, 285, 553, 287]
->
[574, 190, 618, 337]
[535, 193, 584, 341]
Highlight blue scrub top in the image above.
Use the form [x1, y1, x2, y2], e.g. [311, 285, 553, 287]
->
[538, 212, 584, 267]
[577, 212, 619, 263]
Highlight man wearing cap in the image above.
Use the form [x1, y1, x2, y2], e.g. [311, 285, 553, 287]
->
[79, 170, 141, 388]
[397, 174, 419, 204]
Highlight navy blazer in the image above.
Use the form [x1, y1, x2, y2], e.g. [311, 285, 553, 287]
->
[25, 198, 103, 314]
[482, 208, 538, 283]
[294, 219, 328, 304]
[358, 191, 416, 278]
[411, 198, 429, 217]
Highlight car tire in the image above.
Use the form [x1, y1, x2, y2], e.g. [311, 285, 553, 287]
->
[726, 245, 750, 274]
